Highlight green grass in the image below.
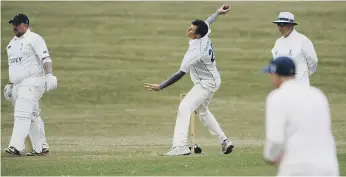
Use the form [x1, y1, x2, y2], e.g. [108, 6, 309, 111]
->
[1, 1, 346, 176]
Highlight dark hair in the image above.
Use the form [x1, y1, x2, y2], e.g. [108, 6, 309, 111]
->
[191, 19, 209, 38]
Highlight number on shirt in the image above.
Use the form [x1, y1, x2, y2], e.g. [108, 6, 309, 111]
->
[209, 43, 216, 63]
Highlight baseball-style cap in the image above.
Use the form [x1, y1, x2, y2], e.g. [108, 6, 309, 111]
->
[272, 12, 298, 25]
[263, 56, 296, 76]
[8, 13, 29, 26]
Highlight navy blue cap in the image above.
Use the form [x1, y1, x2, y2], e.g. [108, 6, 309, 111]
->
[9, 13, 29, 26]
[263, 56, 296, 76]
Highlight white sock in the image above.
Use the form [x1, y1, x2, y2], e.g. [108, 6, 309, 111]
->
[9, 116, 31, 152]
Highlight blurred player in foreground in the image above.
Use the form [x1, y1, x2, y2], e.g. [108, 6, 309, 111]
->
[271, 12, 318, 86]
[144, 4, 234, 156]
[4, 13, 58, 156]
[262, 56, 339, 176]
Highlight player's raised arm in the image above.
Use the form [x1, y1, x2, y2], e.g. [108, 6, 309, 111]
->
[205, 4, 231, 25]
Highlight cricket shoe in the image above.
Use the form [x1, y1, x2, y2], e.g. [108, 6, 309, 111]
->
[26, 148, 50, 156]
[222, 139, 234, 154]
[42, 148, 50, 155]
[4, 146, 22, 156]
[165, 146, 191, 156]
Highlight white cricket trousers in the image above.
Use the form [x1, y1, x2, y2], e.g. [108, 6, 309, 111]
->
[172, 84, 228, 147]
[9, 76, 48, 152]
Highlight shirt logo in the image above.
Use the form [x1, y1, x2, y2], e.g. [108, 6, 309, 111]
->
[7, 46, 11, 49]
[43, 50, 47, 54]
[9, 57, 22, 64]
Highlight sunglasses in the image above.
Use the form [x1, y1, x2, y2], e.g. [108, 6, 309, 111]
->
[276, 23, 289, 27]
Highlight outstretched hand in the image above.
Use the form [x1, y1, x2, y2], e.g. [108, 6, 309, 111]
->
[144, 83, 161, 91]
[217, 4, 231, 14]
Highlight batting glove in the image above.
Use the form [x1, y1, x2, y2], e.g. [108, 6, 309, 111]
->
[45, 73, 58, 92]
[3, 83, 13, 101]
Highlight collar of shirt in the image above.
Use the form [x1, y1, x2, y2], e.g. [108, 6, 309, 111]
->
[280, 78, 298, 88]
[188, 28, 211, 46]
[14, 28, 32, 39]
[189, 38, 199, 45]
[188, 35, 210, 47]
[284, 29, 298, 39]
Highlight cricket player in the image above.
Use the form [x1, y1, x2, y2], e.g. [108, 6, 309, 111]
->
[144, 4, 234, 156]
[262, 56, 339, 176]
[271, 12, 318, 86]
[3, 13, 58, 156]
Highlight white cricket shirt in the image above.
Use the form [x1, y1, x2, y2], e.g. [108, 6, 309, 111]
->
[179, 22, 221, 92]
[271, 29, 318, 85]
[264, 79, 339, 176]
[6, 28, 50, 84]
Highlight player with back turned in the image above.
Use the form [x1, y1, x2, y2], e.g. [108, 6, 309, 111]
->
[262, 56, 339, 176]
[145, 4, 234, 156]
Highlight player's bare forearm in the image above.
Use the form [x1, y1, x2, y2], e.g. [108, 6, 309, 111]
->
[159, 70, 186, 90]
[43, 62, 52, 74]
[42, 57, 53, 74]
[206, 12, 220, 25]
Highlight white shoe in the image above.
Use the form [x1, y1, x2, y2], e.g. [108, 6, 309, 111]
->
[222, 139, 234, 154]
[165, 146, 191, 156]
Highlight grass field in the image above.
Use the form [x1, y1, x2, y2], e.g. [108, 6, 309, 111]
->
[1, 1, 346, 176]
